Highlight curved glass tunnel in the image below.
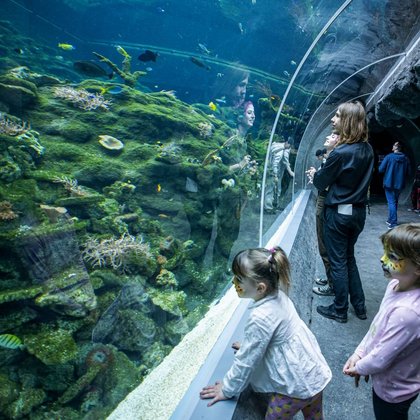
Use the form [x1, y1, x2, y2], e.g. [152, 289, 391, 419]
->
[0, 0, 419, 419]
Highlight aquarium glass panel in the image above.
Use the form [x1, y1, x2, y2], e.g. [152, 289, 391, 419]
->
[0, 0, 419, 418]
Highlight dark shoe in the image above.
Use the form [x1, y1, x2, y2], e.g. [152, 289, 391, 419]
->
[315, 277, 328, 286]
[313, 285, 335, 296]
[317, 304, 347, 323]
[354, 307, 367, 320]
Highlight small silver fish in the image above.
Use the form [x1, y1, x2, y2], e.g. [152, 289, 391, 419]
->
[198, 43, 210, 55]
[283, 70, 291, 77]
[290, 60, 297, 66]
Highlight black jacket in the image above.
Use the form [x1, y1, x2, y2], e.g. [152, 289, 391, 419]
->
[313, 142, 374, 206]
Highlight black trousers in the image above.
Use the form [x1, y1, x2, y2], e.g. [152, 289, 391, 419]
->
[373, 388, 418, 420]
[324, 205, 366, 315]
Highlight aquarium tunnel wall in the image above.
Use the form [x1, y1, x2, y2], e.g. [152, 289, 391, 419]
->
[0, 0, 419, 419]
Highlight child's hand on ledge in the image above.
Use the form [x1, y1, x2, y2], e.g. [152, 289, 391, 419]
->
[200, 381, 229, 406]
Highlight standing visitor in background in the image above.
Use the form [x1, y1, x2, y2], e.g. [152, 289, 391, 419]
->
[307, 101, 374, 323]
[306, 132, 340, 297]
[409, 165, 420, 213]
[264, 140, 294, 213]
[343, 223, 420, 420]
[379, 141, 410, 229]
[200, 247, 332, 419]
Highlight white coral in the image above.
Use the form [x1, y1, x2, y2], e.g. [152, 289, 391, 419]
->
[82, 233, 151, 273]
[53, 86, 112, 111]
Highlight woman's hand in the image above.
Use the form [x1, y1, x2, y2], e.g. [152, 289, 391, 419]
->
[232, 341, 240, 353]
[305, 167, 316, 183]
[199, 381, 229, 406]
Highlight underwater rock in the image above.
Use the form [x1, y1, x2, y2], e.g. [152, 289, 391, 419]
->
[74, 162, 124, 188]
[105, 308, 157, 352]
[0, 306, 38, 333]
[164, 317, 190, 346]
[92, 283, 153, 346]
[0, 373, 19, 413]
[375, 48, 420, 126]
[34, 269, 97, 317]
[98, 134, 124, 152]
[142, 341, 172, 370]
[155, 268, 178, 288]
[0, 82, 37, 110]
[24, 327, 78, 365]
[44, 119, 94, 143]
[0, 154, 22, 183]
[3, 387, 46, 419]
[39, 363, 75, 393]
[99, 347, 142, 410]
[148, 288, 187, 317]
[58, 363, 103, 405]
[0, 285, 43, 305]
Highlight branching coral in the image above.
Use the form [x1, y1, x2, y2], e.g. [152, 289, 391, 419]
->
[0, 201, 18, 220]
[92, 46, 146, 87]
[82, 233, 151, 273]
[0, 113, 30, 136]
[53, 176, 87, 196]
[53, 86, 111, 111]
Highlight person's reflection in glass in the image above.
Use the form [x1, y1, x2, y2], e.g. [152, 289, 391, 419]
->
[264, 139, 295, 213]
[237, 101, 255, 137]
[220, 101, 257, 174]
[212, 66, 250, 109]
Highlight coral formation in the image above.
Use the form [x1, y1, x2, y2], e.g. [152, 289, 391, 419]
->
[82, 233, 152, 273]
[53, 86, 112, 111]
[92, 46, 146, 87]
[0, 113, 30, 136]
[0, 201, 18, 220]
[98, 134, 124, 151]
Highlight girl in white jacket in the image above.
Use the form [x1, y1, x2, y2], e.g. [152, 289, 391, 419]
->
[200, 246, 332, 419]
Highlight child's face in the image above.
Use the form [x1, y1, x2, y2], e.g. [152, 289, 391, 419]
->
[232, 275, 262, 300]
[381, 247, 420, 292]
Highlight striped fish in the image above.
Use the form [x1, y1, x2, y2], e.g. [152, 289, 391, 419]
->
[0, 334, 24, 350]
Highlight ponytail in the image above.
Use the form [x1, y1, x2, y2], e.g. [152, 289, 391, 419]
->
[232, 246, 291, 295]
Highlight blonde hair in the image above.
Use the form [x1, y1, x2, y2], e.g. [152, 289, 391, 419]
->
[336, 101, 368, 144]
[380, 223, 420, 268]
[232, 246, 291, 294]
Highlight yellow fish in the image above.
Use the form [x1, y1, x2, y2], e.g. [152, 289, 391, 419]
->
[0, 334, 24, 350]
[208, 101, 217, 112]
[116, 45, 130, 58]
[156, 184, 162, 192]
[58, 43, 76, 51]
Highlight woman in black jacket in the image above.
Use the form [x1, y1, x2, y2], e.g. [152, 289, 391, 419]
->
[307, 101, 374, 323]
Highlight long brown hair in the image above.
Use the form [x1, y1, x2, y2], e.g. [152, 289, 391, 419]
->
[232, 246, 291, 294]
[336, 101, 368, 145]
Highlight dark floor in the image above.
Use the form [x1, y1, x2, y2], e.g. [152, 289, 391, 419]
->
[311, 199, 420, 420]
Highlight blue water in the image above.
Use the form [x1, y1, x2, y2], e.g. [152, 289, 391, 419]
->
[3, 0, 336, 103]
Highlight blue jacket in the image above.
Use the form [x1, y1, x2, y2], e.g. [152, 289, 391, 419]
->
[379, 152, 410, 190]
